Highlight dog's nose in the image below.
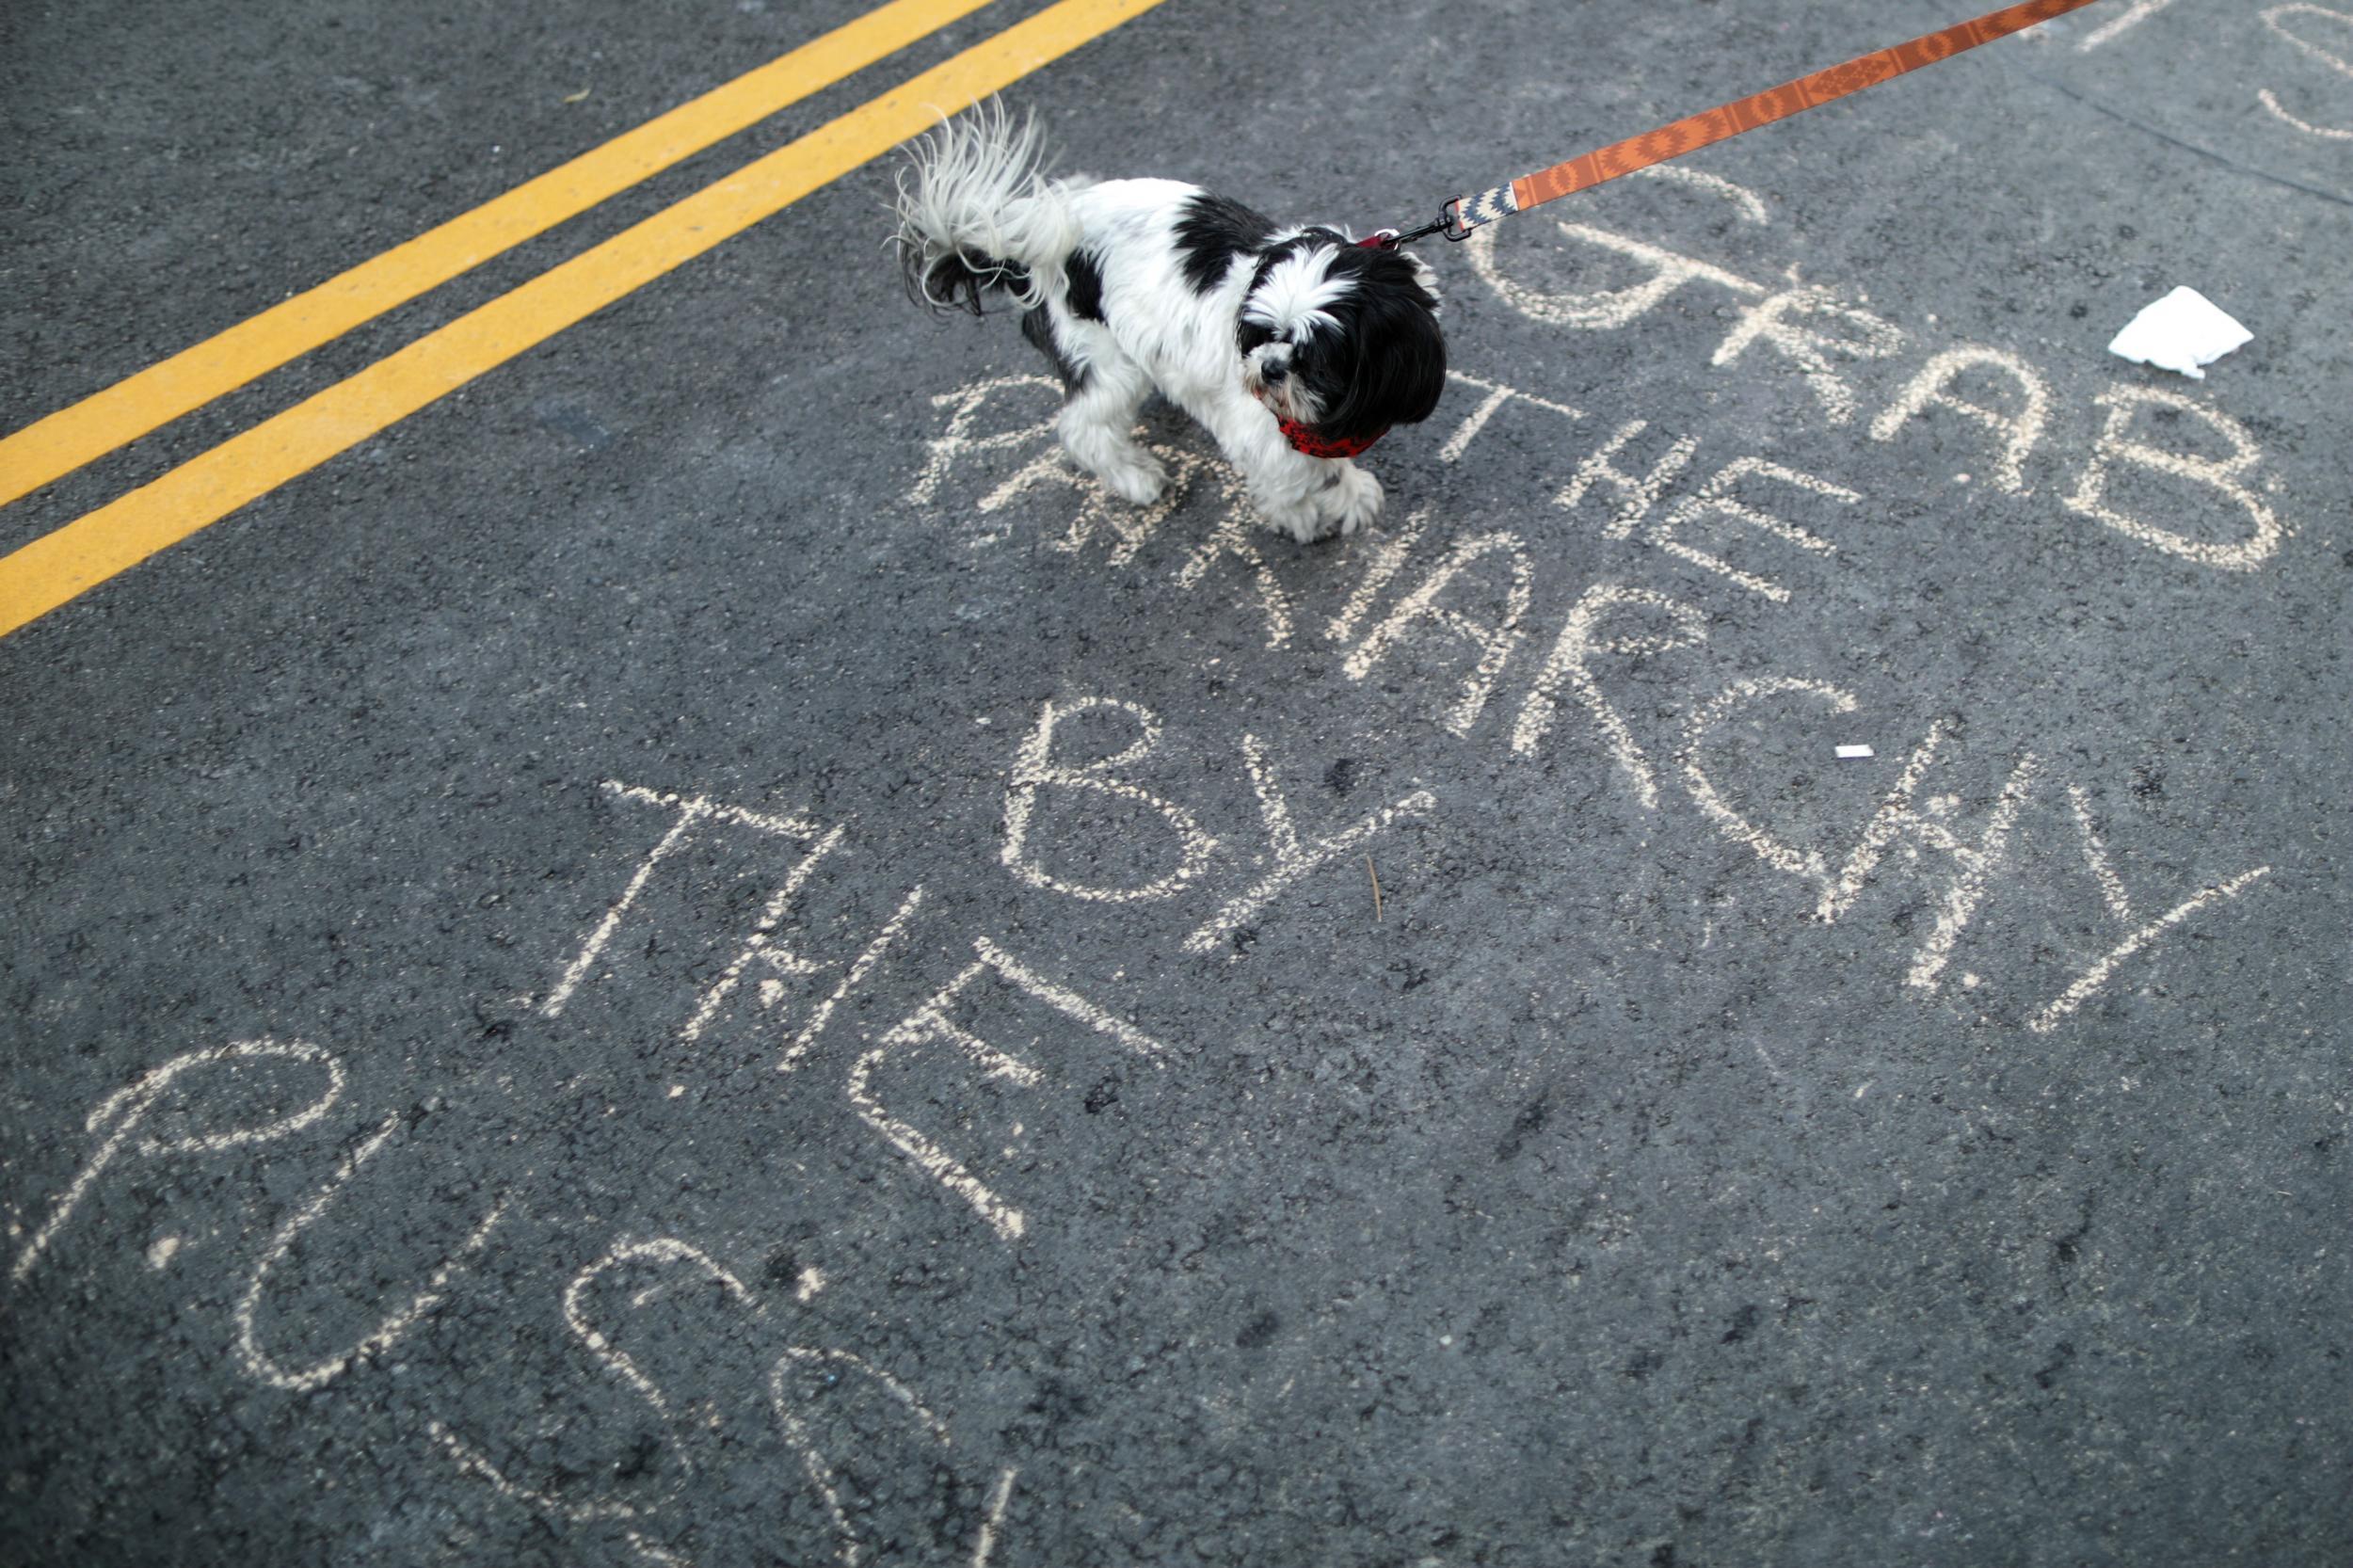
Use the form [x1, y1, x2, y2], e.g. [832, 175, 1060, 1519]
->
[1261, 361, 1288, 383]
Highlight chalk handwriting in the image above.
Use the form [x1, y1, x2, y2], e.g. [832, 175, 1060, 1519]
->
[2076, 0, 2180, 51]
[2259, 4, 2353, 137]
[910, 364, 2278, 1032]
[1174, 501, 1297, 648]
[909, 375, 1061, 512]
[546, 782, 927, 1073]
[12, 127, 2312, 1559]
[1812, 721, 2043, 992]
[1339, 521, 1533, 735]
[10, 1038, 345, 1288]
[1180, 735, 1438, 955]
[428, 1230, 1019, 1565]
[998, 696, 1436, 953]
[2064, 386, 2286, 570]
[1712, 282, 1910, 426]
[1435, 370, 1586, 462]
[1512, 584, 1711, 808]
[234, 1112, 508, 1392]
[851, 936, 1170, 1240]
[543, 784, 839, 1020]
[1559, 418, 1697, 537]
[778, 884, 927, 1074]
[1001, 696, 1219, 902]
[1871, 348, 2052, 496]
[1461, 169, 2297, 568]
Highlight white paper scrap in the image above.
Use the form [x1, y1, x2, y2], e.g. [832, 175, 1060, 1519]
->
[2107, 286, 2252, 380]
[1835, 744, 1875, 760]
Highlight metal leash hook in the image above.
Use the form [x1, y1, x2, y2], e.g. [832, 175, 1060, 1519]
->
[1359, 199, 1471, 251]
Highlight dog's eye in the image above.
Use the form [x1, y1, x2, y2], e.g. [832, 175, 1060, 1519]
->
[1237, 322, 1275, 354]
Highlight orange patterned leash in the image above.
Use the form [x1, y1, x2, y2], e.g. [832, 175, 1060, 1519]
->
[1393, 0, 2106, 244]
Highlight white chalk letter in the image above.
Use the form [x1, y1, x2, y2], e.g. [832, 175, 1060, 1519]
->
[2064, 385, 2285, 569]
[1470, 221, 1766, 330]
[1815, 720, 2041, 991]
[1181, 737, 1437, 953]
[235, 1114, 507, 1391]
[1870, 346, 2053, 494]
[1651, 457, 1858, 602]
[2030, 868, 2273, 1032]
[11, 1039, 345, 1288]
[1712, 286, 1908, 426]
[1000, 697, 1217, 903]
[1557, 420, 1701, 539]
[1341, 526, 1534, 736]
[1513, 584, 1710, 810]
[851, 938, 1168, 1240]
[1680, 679, 1863, 883]
[907, 376, 1062, 508]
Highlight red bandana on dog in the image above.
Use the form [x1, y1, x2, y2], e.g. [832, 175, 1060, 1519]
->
[1278, 418, 1386, 460]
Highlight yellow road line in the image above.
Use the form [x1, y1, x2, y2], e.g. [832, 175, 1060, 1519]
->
[0, 0, 1002, 511]
[0, 0, 1172, 642]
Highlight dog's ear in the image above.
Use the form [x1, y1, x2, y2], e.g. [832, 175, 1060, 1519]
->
[1362, 290, 1449, 429]
[1309, 251, 1448, 440]
[1400, 249, 1441, 313]
[1308, 271, 1449, 442]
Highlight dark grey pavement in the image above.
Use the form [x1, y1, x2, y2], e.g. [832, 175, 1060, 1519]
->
[4, 0, 2349, 1563]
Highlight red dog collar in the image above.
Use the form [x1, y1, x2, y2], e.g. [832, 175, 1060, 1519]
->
[1279, 418, 1386, 460]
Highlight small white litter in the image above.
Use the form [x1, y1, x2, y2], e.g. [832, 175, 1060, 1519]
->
[1835, 744, 1875, 760]
[2106, 286, 2252, 379]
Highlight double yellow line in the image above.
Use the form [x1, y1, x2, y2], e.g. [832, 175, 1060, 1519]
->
[0, 0, 1169, 640]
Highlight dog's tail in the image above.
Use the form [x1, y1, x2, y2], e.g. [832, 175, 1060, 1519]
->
[893, 103, 1080, 315]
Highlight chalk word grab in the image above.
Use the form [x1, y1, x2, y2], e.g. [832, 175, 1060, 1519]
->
[1465, 166, 2293, 571]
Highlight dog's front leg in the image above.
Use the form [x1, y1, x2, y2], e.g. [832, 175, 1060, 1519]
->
[1196, 392, 1384, 542]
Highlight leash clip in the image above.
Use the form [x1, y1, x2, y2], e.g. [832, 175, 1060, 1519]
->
[1373, 200, 1474, 249]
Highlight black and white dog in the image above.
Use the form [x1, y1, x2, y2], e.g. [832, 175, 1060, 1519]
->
[894, 107, 1447, 541]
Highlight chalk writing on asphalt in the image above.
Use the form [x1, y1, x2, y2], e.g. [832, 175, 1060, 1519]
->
[8, 153, 2303, 1568]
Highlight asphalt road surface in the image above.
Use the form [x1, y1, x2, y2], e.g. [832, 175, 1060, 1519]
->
[4, 0, 2349, 1563]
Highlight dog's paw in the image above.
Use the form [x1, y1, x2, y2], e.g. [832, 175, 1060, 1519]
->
[1257, 494, 1336, 543]
[1255, 465, 1385, 543]
[1317, 464, 1385, 538]
[1098, 451, 1169, 506]
[1058, 416, 1170, 506]
[1064, 439, 1167, 506]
